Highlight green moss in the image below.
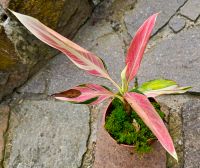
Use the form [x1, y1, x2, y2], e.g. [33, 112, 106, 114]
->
[0, 30, 17, 70]
[105, 98, 165, 153]
[9, 0, 64, 28]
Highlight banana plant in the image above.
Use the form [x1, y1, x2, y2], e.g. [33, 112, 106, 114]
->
[10, 10, 191, 160]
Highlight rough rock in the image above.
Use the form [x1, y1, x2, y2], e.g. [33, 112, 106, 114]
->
[169, 16, 186, 33]
[182, 99, 200, 168]
[17, 70, 47, 94]
[0, 0, 92, 38]
[4, 100, 90, 168]
[124, 0, 187, 36]
[92, 0, 101, 6]
[0, 6, 54, 101]
[137, 27, 200, 92]
[180, 0, 200, 21]
[0, 1, 92, 101]
[0, 105, 9, 163]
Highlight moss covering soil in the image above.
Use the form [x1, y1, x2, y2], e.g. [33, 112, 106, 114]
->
[105, 98, 165, 153]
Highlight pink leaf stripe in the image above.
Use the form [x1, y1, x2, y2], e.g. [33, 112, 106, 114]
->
[10, 10, 110, 79]
[53, 84, 114, 105]
[124, 92, 178, 160]
[125, 13, 158, 82]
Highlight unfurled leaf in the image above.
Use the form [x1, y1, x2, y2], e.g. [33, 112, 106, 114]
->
[10, 10, 116, 83]
[138, 79, 191, 97]
[125, 13, 158, 83]
[120, 65, 128, 93]
[124, 92, 178, 160]
[53, 84, 114, 105]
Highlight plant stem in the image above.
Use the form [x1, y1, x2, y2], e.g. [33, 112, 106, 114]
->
[114, 95, 124, 103]
[134, 77, 138, 88]
[107, 76, 121, 91]
[124, 99, 132, 116]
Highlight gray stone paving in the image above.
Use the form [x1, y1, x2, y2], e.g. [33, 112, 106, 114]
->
[5, 100, 89, 168]
[180, 0, 200, 21]
[169, 16, 186, 33]
[1, 0, 200, 167]
[124, 0, 187, 36]
[182, 99, 200, 168]
[138, 27, 200, 92]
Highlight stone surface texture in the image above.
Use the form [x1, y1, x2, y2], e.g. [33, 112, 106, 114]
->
[169, 16, 186, 33]
[0, 105, 9, 164]
[0, 0, 92, 38]
[4, 100, 89, 168]
[138, 27, 200, 92]
[180, 0, 200, 21]
[182, 99, 200, 168]
[124, 0, 187, 36]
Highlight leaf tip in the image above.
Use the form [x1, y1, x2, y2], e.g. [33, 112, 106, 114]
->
[172, 151, 178, 162]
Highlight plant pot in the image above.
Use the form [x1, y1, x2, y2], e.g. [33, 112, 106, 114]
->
[102, 98, 163, 151]
[93, 99, 167, 167]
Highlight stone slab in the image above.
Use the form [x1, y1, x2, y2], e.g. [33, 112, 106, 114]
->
[0, 105, 9, 163]
[1, 0, 92, 38]
[5, 100, 90, 168]
[180, 0, 200, 21]
[0, 6, 55, 101]
[169, 16, 186, 33]
[137, 27, 200, 92]
[182, 99, 200, 168]
[94, 115, 166, 168]
[17, 70, 47, 94]
[124, 0, 187, 37]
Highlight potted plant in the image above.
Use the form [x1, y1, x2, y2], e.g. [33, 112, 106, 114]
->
[9, 10, 191, 160]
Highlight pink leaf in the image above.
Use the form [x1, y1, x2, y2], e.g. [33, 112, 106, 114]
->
[124, 92, 178, 160]
[53, 84, 114, 105]
[10, 10, 111, 80]
[125, 13, 158, 82]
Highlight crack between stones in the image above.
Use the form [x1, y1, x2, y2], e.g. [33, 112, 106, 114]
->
[180, 105, 186, 168]
[187, 91, 200, 96]
[71, 0, 104, 40]
[79, 106, 93, 168]
[152, 0, 189, 38]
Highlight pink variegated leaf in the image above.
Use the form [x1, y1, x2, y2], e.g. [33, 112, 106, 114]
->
[125, 13, 158, 83]
[53, 84, 114, 105]
[10, 10, 113, 81]
[143, 86, 191, 98]
[124, 92, 178, 160]
[138, 79, 191, 97]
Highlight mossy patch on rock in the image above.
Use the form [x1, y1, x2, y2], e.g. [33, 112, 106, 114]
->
[9, 0, 65, 29]
[105, 98, 165, 153]
[0, 27, 17, 70]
